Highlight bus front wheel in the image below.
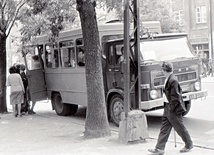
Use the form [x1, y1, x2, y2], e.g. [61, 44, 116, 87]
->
[52, 93, 72, 116]
[109, 94, 124, 127]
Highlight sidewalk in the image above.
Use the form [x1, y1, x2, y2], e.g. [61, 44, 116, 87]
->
[201, 76, 214, 83]
[0, 111, 214, 155]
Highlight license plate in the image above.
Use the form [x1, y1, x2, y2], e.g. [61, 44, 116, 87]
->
[189, 92, 206, 100]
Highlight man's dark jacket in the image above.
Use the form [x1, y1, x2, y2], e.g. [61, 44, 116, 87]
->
[164, 74, 186, 115]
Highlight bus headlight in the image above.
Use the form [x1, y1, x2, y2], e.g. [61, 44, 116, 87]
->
[150, 90, 158, 99]
[194, 82, 201, 91]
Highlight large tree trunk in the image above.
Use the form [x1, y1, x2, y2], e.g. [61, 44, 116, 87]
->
[76, 0, 111, 138]
[0, 34, 8, 113]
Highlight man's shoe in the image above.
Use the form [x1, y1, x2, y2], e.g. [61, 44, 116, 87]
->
[148, 148, 164, 155]
[31, 110, 36, 114]
[180, 145, 193, 153]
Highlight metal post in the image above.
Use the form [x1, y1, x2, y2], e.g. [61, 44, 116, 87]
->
[133, 0, 141, 109]
[124, 0, 130, 116]
[210, 0, 214, 76]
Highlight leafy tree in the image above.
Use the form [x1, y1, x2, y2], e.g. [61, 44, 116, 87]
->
[139, 0, 182, 33]
[20, 0, 77, 42]
[0, 0, 25, 113]
[102, 0, 182, 33]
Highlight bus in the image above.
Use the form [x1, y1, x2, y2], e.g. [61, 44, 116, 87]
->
[23, 21, 207, 126]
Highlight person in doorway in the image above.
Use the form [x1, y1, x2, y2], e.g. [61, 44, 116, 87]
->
[7, 66, 25, 117]
[27, 55, 41, 114]
[78, 49, 85, 66]
[118, 47, 124, 64]
[19, 64, 30, 113]
[148, 61, 193, 155]
[31, 55, 41, 69]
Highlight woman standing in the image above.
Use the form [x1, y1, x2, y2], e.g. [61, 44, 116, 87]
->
[7, 66, 25, 117]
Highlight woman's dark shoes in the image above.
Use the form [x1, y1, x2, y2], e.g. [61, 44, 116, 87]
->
[28, 110, 36, 114]
[180, 144, 193, 153]
[13, 113, 18, 117]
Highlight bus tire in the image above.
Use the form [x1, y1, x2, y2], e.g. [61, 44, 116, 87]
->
[68, 104, 78, 115]
[52, 93, 71, 116]
[183, 101, 191, 116]
[109, 94, 124, 127]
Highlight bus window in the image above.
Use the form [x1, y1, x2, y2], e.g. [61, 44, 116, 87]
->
[45, 45, 52, 68]
[108, 45, 114, 65]
[76, 38, 85, 67]
[60, 40, 75, 68]
[45, 44, 59, 68]
[22, 46, 42, 70]
[116, 45, 124, 64]
[77, 48, 85, 66]
[53, 49, 59, 68]
[60, 48, 76, 68]
[31, 55, 41, 69]
[101, 34, 123, 57]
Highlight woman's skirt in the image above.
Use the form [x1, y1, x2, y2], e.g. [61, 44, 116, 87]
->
[10, 91, 24, 105]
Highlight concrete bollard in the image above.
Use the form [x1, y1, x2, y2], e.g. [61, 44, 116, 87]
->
[118, 110, 149, 143]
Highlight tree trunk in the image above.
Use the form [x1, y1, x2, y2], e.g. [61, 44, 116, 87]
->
[76, 0, 111, 138]
[0, 34, 8, 113]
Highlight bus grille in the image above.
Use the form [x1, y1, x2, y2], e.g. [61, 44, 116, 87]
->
[153, 72, 197, 86]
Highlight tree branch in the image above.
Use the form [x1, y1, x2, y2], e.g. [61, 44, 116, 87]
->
[6, 0, 26, 37]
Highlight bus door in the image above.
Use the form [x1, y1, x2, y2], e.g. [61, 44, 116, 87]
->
[106, 43, 124, 90]
[22, 45, 47, 102]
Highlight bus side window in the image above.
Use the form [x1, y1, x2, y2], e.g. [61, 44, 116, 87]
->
[77, 47, 85, 66]
[108, 45, 114, 65]
[76, 38, 85, 67]
[60, 47, 76, 68]
[53, 49, 59, 68]
[45, 44, 59, 68]
[45, 45, 52, 68]
[116, 45, 124, 64]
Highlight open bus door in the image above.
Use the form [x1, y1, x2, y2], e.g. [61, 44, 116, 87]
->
[22, 45, 47, 102]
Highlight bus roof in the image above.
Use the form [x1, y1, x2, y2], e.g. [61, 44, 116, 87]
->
[106, 32, 188, 44]
[31, 21, 162, 44]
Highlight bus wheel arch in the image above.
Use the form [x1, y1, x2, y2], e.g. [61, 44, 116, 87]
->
[108, 93, 124, 127]
[51, 92, 73, 116]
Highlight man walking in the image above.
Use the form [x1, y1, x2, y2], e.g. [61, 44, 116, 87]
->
[148, 61, 193, 155]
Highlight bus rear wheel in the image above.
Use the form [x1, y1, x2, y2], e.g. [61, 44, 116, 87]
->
[109, 94, 124, 127]
[52, 93, 73, 116]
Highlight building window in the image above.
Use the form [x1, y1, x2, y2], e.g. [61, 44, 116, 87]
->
[196, 6, 207, 23]
[174, 10, 184, 25]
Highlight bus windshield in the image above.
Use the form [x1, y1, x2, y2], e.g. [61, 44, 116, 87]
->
[140, 37, 195, 62]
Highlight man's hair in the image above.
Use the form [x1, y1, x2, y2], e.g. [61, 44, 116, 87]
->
[162, 61, 173, 72]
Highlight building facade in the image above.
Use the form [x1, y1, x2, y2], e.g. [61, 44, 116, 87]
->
[172, 0, 213, 61]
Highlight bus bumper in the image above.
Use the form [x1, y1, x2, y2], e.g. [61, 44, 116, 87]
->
[140, 98, 164, 110]
[139, 90, 208, 110]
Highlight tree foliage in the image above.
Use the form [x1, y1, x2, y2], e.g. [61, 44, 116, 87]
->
[20, 0, 77, 43]
[139, 0, 182, 33]
[0, 0, 26, 113]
